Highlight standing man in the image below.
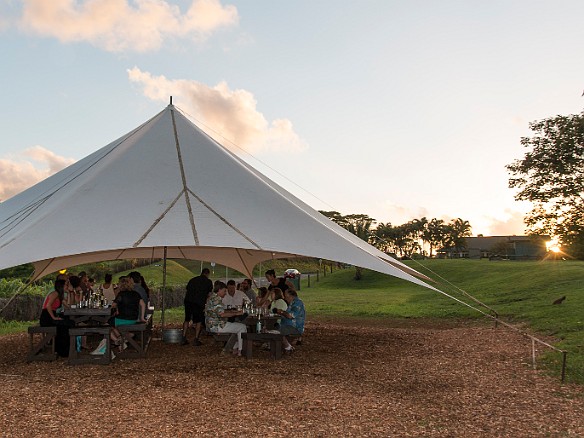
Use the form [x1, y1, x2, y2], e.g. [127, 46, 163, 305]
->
[183, 268, 213, 346]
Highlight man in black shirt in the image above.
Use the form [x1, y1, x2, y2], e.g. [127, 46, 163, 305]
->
[182, 268, 213, 346]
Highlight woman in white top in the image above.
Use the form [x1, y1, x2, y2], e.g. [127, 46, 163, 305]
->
[101, 273, 117, 301]
[271, 288, 288, 328]
[271, 288, 288, 313]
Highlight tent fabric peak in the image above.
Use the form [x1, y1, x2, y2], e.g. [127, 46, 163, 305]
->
[0, 104, 435, 291]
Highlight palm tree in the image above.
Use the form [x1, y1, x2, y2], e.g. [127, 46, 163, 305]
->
[441, 218, 472, 257]
[425, 218, 445, 258]
[410, 217, 428, 257]
[373, 222, 394, 254]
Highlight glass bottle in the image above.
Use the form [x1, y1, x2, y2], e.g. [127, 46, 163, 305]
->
[256, 314, 262, 333]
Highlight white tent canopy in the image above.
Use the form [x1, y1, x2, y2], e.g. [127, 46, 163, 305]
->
[0, 104, 434, 290]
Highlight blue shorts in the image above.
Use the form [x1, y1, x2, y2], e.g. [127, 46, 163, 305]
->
[114, 318, 138, 326]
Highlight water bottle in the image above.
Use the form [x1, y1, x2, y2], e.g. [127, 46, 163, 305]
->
[256, 314, 262, 333]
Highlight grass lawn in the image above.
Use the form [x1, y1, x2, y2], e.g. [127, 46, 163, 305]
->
[0, 319, 30, 335]
[298, 259, 584, 384]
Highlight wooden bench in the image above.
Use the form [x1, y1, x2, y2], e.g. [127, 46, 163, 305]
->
[212, 333, 231, 346]
[27, 326, 57, 362]
[241, 332, 283, 360]
[68, 326, 112, 365]
[116, 320, 152, 359]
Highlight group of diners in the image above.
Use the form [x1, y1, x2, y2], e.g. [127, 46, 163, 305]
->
[39, 270, 151, 358]
[183, 268, 305, 356]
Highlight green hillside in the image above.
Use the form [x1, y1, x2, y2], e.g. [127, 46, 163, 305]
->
[114, 260, 195, 286]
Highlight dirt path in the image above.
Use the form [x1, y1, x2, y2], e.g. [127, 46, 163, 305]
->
[1, 318, 582, 437]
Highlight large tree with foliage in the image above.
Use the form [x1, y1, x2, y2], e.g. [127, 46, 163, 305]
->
[507, 111, 584, 257]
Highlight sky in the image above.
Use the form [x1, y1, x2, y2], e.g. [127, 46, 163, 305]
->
[1, 0, 584, 236]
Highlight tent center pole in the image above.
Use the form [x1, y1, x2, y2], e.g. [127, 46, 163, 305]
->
[161, 246, 167, 330]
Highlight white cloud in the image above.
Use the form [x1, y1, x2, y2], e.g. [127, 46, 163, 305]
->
[0, 146, 75, 201]
[379, 201, 430, 225]
[484, 209, 527, 236]
[19, 0, 238, 52]
[128, 67, 308, 153]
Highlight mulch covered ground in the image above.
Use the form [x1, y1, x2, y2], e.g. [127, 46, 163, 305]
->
[1, 318, 582, 437]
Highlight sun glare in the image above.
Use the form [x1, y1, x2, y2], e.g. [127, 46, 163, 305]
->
[546, 239, 562, 254]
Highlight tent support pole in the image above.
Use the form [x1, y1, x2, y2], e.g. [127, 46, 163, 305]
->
[161, 246, 167, 331]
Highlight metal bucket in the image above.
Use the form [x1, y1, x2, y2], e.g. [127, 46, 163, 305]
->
[162, 328, 183, 344]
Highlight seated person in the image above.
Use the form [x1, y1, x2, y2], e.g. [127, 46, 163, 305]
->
[78, 271, 93, 303]
[128, 271, 149, 305]
[101, 273, 117, 301]
[240, 278, 257, 303]
[54, 273, 70, 307]
[270, 288, 288, 327]
[67, 275, 83, 306]
[39, 279, 74, 357]
[108, 277, 146, 350]
[256, 287, 274, 310]
[222, 279, 251, 309]
[205, 281, 247, 356]
[273, 289, 305, 353]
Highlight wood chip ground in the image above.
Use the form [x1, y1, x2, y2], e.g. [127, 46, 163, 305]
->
[1, 318, 582, 437]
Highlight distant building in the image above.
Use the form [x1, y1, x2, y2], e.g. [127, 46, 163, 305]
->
[437, 235, 550, 260]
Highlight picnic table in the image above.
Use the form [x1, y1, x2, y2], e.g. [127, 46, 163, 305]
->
[61, 307, 113, 365]
[63, 307, 112, 325]
[241, 332, 284, 360]
[242, 314, 279, 332]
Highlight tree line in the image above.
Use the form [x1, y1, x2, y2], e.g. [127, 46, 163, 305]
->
[507, 109, 584, 259]
[323, 107, 584, 262]
[319, 211, 472, 259]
